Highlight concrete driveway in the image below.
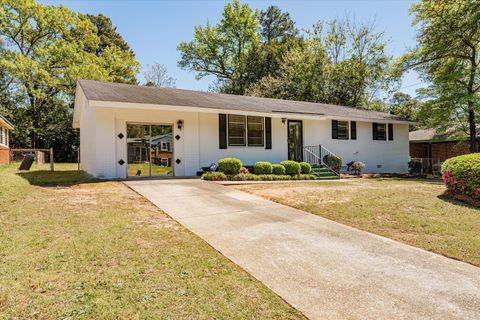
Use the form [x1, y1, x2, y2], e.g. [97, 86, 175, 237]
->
[125, 179, 480, 320]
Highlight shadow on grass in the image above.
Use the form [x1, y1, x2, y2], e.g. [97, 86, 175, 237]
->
[393, 177, 444, 185]
[437, 193, 480, 210]
[16, 170, 99, 187]
[347, 177, 444, 185]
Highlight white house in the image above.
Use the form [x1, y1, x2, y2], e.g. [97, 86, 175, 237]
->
[0, 114, 13, 165]
[73, 79, 412, 179]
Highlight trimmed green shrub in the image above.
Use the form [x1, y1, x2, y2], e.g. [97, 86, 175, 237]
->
[441, 153, 480, 200]
[232, 173, 315, 181]
[218, 157, 242, 174]
[254, 161, 273, 174]
[202, 172, 227, 181]
[232, 173, 258, 181]
[280, 160, 301, 175]
[299, 162, 311, 174]
[346, 161, 365, 175]
[323, 154, 342, 172]
[272, 164, 286, 175]
[408, 159, 423, 174]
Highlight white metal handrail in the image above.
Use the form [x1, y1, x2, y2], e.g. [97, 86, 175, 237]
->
[303, 145, 340, 174]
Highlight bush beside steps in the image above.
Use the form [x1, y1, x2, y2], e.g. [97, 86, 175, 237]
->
[201, 158, 337, 181]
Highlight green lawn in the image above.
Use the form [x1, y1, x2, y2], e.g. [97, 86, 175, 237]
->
[235, 179, 480, 267]
[127, 162, 173, 177]
[0, 163, 303, 319]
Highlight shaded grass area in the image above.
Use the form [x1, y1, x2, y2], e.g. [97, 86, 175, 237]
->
[0, 163, 303, 319]
[235, 179, 480, 267]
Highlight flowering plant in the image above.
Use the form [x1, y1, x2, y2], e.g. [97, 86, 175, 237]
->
[441, 154, 480, 200]
[239, 167, 249, 174]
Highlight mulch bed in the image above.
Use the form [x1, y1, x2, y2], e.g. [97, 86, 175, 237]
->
[440, 192, 480, 208]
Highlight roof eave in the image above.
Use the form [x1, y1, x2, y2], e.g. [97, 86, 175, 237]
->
[88, 99, 414, 124]
[0, 116, 14, 130]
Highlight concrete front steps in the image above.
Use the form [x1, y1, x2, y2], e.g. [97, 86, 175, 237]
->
[311, 164, 339, 180]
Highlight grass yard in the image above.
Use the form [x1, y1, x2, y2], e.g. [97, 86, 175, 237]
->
[127, 162, 173, 177]
[0, 163, 303, 319]
[234, 179, 480, 267]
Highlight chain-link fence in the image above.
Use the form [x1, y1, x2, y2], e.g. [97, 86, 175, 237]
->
[10, 148, 54, 171]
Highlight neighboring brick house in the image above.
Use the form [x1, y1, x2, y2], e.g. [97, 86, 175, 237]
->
[0, 115, 14, 165]
[409, 127, 479, 161]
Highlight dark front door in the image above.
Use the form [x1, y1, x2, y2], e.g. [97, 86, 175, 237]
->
[288, 120, 303, 161]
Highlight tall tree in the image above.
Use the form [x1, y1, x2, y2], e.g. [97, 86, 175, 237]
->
[247, 18, 395, 108]
[178, 2, 302, 94]
[388, 92, 421, 122]
[177, 0, 260, 94]
[143, 62, 176, 88]
[402, 0, 480, 152]
[259, 5, 297, 42]
[252, 6, 301, 80]
[85, 13, 138, 84]
[0, 0, 140, 158]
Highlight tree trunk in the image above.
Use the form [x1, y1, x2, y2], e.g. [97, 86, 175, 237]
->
[468, 107, 477, 152]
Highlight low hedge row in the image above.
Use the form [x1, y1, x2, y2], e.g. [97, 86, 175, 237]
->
[254, 162, 273, 174]
[272, 164, 286, 175]
[280, 160, 301, 175]
[218, 158, 243, 174]
[441, 153, 480, 201]
[202, 172, 316, 181]
[215, 158, 312, 176]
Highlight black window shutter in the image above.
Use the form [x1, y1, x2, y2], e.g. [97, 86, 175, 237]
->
[388, 123, 394, 141]
[372, 123, 378, 140]
[350, 121, 357, 140]
[332, 120, 338, 139]
[265, 117, 272, 149]
[219, 114, 227, 149]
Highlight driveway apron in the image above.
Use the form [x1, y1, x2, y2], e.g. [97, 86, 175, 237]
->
[125, 179, 480, 320]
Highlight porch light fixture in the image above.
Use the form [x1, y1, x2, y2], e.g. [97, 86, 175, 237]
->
[282, 118, 287, 124]
[177, 120, 183, 130]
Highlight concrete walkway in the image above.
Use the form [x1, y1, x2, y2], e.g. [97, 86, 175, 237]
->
[125, 179, 480, 320]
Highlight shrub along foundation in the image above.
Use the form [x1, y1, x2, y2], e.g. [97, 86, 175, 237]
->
[202, 158, 316, 181]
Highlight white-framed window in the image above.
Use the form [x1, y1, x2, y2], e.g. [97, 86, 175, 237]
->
[161, 141, 171, 151]
[373, 123, 387, 141]
[338, 121, 349, 139]
[247, 116, 264, 146]
[332, 120, 349, 140]
[228, 115, 247, 146]
[0, 128, 4, 145]
[227, 115, 265, 147]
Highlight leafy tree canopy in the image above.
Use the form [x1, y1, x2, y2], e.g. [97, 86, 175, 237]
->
[0, 0, 140, 159]
[246, 18, 396, 108]
[400, 0, 480, 151]
[85, 13, 138, 84]
[259, 5, 297, 43]
[178, 0, 260, 94]
[179, 1, 395, 107]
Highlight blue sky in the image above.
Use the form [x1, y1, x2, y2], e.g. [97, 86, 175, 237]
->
[41, 0, 422, 96]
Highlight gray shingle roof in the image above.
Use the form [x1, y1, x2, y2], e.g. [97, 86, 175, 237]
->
[410, 126, 480, 142]
[0, 114, 14, 129]
[78, 79, 410, 122]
